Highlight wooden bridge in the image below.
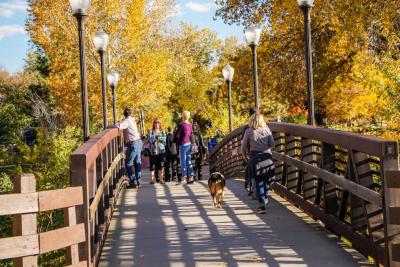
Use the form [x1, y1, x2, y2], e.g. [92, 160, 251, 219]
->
[1, 123, 400, 266]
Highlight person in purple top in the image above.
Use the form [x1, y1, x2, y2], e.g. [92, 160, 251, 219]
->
[175, 110, 194, 184]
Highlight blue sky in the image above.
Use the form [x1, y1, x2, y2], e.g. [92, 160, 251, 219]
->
[0, 0, 243, 74]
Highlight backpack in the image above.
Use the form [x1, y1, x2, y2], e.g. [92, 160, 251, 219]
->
[167, 133, 178, 156]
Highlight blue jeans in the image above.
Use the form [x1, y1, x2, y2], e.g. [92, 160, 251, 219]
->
[125, 140, 142, 184]
[179, 144, 193, 177]
[256, 180, 269, 206]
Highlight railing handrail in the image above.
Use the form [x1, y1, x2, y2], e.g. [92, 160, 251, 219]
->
[70, 128, 121, 170]
[70, 127, 127, 267]
[210, 123, 398, 159]
[209, 122, 400, 266]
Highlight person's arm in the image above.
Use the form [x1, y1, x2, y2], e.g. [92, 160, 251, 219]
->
[118, 118, 129, 129]
[268, 134, 275, 150]
[174, 125, 182, 143]
[241, 130, 250, 160]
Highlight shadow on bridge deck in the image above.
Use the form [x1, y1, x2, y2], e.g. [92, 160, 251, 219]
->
[99, 170, 371, 267]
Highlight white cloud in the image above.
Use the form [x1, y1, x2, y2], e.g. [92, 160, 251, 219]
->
[185, 1, 212, 13]
[0, 25, 25, 40]
[169, 3, 184, 17]
[0, 0, 28, 18]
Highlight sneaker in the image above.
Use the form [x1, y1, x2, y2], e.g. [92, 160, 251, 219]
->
[137, 182, 141, 189]
[150, 181, 155, 185]
[188, 176, 194, 183]
[257, 206, 266, 214]
[181, 179, 187, 185]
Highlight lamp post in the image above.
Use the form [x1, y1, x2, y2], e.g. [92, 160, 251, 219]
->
[222, 64, 234, 132]
[298, 0, 315, 126]
[107, 70, 120, 125]
[94, 30, 109, 129]
[70, 0, 90, 141]
[245, 26, 261, 110]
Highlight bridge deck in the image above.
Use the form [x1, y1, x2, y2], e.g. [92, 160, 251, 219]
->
[100, 170, 370, 267]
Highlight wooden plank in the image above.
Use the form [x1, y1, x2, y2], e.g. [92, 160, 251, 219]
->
[89, 153, 123, 221]
[39, 187, 83, 212]
[70, 166, 91, 264]
[12, 173, 38, 267]
[272, 151, 382, 207]
[392, 244, 400, 262]
[389, 208, 400, 225]
[64, 207, 80, 265]
[66, 261, 88, 267]
[268, 122, 397, 158]
[0, 192, 38, 216]
[0, 235, 39, 260]
[39, 224, 86, 254]
[386, 171, 400, 188]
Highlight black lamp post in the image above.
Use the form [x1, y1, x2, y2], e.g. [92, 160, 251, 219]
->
[222, 64, 234, 132]
[94, 30, 109, 129]
[298, 0, 315, 126]
[245, 26, 261, 110]
[107, 70, 120, 125]
[70, 0, 90, 141]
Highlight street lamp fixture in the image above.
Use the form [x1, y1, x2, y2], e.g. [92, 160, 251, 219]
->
[70, 0, 91, 141]
[107, 70, 120, 125]
[245, 26, 261, 110]
[222, 64, 234, 132]
[94, 30, 109, 129]
[298, 0, 315, 126]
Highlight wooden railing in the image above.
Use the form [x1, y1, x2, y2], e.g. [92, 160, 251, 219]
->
[0, 128, 127, 267]
[0, 174, 86, 266]
[70, 128, 127, 266]
[209, 123, 400, 267]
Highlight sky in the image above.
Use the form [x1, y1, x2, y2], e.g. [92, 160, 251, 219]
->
[0, 0, 244, 74]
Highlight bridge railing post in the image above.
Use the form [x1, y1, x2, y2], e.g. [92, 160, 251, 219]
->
[383, 151, 400, 267]
[70, 152, 91, 266]
[12, 174, 38, 267]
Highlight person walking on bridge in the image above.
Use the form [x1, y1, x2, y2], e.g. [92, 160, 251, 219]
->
[165, 126, 179, 183]
[148, 119, 167, 184]
[118, 108, 143, 188]
[175, 111, 194, 184]
[241, 113, 275, 214]
[192, 122, 206, 181]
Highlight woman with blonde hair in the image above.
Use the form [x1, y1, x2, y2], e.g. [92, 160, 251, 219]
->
[175, 111, 194, 184]
[241, 113, 275, 214]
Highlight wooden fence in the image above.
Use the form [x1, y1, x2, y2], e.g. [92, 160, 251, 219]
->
[0, 174, 86, 266]
[0, 128, 128, 267]
[209, 122, 400, 267]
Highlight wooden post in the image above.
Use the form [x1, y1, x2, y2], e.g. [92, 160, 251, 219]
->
[302, 138, 318, 201]
[382, 141, 400, 267]
[13, 174, 38, 267]
[285, 134, 299, 191]
[64, 207, 80, 265]
[70, 155, 91, 267]
[321, 142, 338, 214]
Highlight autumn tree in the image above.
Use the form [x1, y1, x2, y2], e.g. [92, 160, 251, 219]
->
[215, 0, 400, 126]
[28, 0, 176, 131]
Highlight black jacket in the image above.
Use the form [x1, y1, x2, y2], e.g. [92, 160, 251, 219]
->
[166, 132, 178, 156]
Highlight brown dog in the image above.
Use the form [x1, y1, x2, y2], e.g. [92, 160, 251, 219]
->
[208, 172, 225, 208]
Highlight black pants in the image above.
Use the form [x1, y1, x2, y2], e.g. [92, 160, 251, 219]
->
[192, 153, 203, 180]
[165, 154, 178, 181]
